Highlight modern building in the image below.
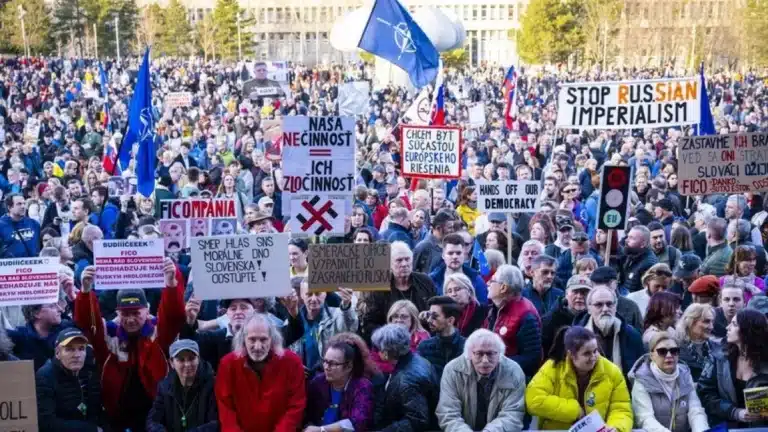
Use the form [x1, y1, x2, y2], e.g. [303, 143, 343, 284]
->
[136, 0, 526, 66]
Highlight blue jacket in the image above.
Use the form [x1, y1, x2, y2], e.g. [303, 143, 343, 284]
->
[91, 202, 120, 240]
[556, 249, 604, 284]
[584, 190, 600, 239]
[380, 222, 414, 250]
[430, 262, 488, 303]
[416, 330, 465, 378]
[522, 281, 565, 317]
[9, 320, 75, 371]
[0, 215, 41, 258]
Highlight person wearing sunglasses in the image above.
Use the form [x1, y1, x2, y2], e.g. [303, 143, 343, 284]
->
[636, 320, 687, 401]
[526, 326, 632, 432]
[698, 309, 768, 427]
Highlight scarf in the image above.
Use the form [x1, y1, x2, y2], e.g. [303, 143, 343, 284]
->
[650, 361, 679, 402]
[585, 316, 622, 371]
[458, 302, 478, 334]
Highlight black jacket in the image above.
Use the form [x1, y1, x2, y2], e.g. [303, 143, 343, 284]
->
[35, 357, 103, 432]
[374, 352, 439, 431]
[416, 330, 465, 378]
[619, 247, 658, 293]
[541, 298, 578, 356]
[147, 361, 218, 432]
[360, 273, 436, 343]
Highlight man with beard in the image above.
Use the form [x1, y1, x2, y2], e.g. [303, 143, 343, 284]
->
[556, 231, 603, 284]
[575, 286, 643, 378]
[523, 255, 563, 316]
[417, 296, 465, 378]
[648, 221, 681, 270]
[590, 266, 644, 333]
[619, 226, 658, 293]
[215, 313, 305, 431]
[541, 275, 592, 354]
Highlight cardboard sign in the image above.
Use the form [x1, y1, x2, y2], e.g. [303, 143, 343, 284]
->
[189, 234, 291, 300]
[568, 411, 606, 432]
[165, 91, 193, 109]
[477, 180, 541, 213]
[94, 239, 165, 290]
[0, 361, 38, 431]
[401, 125, 462, 179]
[468, 103, 486, 128]
[282, 116, 356, 236]
[678, 132, 768, 195]
[308, 243, 391, 292]
[556, 77, 701, 129]
[23, 117, 41, 144]
[0, 257, 59, 307]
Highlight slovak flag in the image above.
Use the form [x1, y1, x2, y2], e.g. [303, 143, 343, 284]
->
[430, 65, 445, 126]
[502, 65, 518, 130]
[102, 134, 120, 175]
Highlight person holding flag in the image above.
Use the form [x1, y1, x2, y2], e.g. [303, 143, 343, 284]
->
[502, 65, 518, 130]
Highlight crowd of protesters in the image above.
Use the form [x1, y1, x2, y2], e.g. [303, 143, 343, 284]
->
[0, 53, 767, 432]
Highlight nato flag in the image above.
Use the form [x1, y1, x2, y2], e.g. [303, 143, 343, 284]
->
[118, 48, 156, 197]
[358, 0, 439, 88]
[696, 62, 716, 136]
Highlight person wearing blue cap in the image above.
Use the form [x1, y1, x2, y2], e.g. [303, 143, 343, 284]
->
[147, 339, 218, 431]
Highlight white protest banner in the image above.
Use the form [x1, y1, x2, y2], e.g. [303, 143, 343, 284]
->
[567, 411, 607, 432]
[678, 132, 768, 195]
[468, 103, 486, 128]
[0, 361, 38, 432]
[400, 125, 462, 179]
[159, 198, 239, 240]
[94, 239, 165, 290]
[338, 81, 371, 117]
[189, 234, 291, 300]
[477, 180, 541, 213]
[23, 117, 41, 143]
[0, 257, 59, 307]
[402, 88, 432, 126]
[165, 92, 193, 109]
[556, 77, 701, 129]
[282, 116, 356, 235]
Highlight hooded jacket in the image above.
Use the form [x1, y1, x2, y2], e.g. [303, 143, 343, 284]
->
[526, 356, 633, 432]
[628, 354, 709, 432]
[147, 360, 218, 432]
[35, 356, 103, 432]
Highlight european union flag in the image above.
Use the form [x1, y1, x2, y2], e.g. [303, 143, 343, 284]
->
[98, 63, 112, 134]
[472, 238, 491, 277]
[118, 48, 156, 197]
[697, 62, 716, 136]
[358, 0, 439, 88]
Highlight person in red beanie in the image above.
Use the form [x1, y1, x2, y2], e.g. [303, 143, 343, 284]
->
[215, 313, 305, 432]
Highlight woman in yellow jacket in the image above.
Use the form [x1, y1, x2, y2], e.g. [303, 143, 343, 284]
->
[526, 326, 633, 432]
[455, 186, 480, 235]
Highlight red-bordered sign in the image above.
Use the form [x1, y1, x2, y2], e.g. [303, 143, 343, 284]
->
[400, 124, 463, 180]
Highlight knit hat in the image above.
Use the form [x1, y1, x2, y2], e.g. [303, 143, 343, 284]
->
[687, 275, 720, 296]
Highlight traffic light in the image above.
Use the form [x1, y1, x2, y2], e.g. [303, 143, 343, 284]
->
[597, 165, 632, 231]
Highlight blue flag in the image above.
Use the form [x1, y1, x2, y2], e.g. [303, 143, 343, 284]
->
[357, 0, 439, 88]
[118, 48, 156, 197]
[473, 239, 491, 277]
[98, 63, 113, 134]
[696, 63, 716, 136]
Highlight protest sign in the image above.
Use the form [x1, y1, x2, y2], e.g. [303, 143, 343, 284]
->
[0, 257, 59, 307]
[94, 239, 165, 290]
[401, 125, 462, 179]
[746, 386, 768, 414]
[338, 81, 371, 117]
[568, 411, 606, 432]
[165, 92, 193, 109]
[678, 132, 768, 195]
[477, 180, 541, 213]
[556, 77, 701, 129]
[107, 176, 126, 197]
[403, 88, 432, 126]
[159, 220, 189, 253]
[308, 243, 391, 292]
[281, 116, 356, 236]
[189, 234, 291, 300]
[0, 361, 38, 432]
[468, 103, 486, 128]
[159, 199, 239, 240]
[23, 117, 40, 144]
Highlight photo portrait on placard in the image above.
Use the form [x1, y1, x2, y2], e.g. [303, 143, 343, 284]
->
[159, 219, 189, 253]
[211, 218, 238, 236]
[190, 218, 210, 237]
[108, 176, 126, 197]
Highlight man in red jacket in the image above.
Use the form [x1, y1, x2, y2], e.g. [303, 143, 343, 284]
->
[215, 312, 306, 432]
[76, 259, 185, 432]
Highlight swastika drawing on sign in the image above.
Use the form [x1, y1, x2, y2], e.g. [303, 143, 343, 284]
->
[290, 195, 346, 236]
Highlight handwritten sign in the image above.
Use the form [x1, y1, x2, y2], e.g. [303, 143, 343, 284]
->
[0, 257, 59, 307]
[557, 77, 701, 129]
[165, 92, 193, 109]
[94, 239, 165, 290]
[401, 125, 462, 179]
[189, 234, 291, 300]
[678, 132, 768, 195]
[477, 180, 541, 213]
[0, 361, 38, 431]
[308, 243, 391, 292]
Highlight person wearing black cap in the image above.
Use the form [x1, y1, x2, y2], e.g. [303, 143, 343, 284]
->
[147, 339, 218, 432]
[370, 165, 387, 201]
[35, 327, 104, 432]
[413, 209, 455, 274]
[656, 198, 677, 240]
[75, 260, 183, 432]
[668, 254, 703, 310]
[555, 231, 603, 284]
[590, 266, 643, 332]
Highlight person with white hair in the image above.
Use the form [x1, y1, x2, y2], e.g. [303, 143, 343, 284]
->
[215, 313, 306, 431]
[371, 324, 438, 431]
[436, 329, 526, 431]
[485, 264, 542, 380]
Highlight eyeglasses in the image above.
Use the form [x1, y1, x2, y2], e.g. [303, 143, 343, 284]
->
[445, 286, 466, 295]
[472, 350, 500, 360]
[322, 359, 348, 368]
[390, 313, 411, 321]
[564, 189, 576, 194]
[591, 301, 615, 309]
[655, 347, 680, 357]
